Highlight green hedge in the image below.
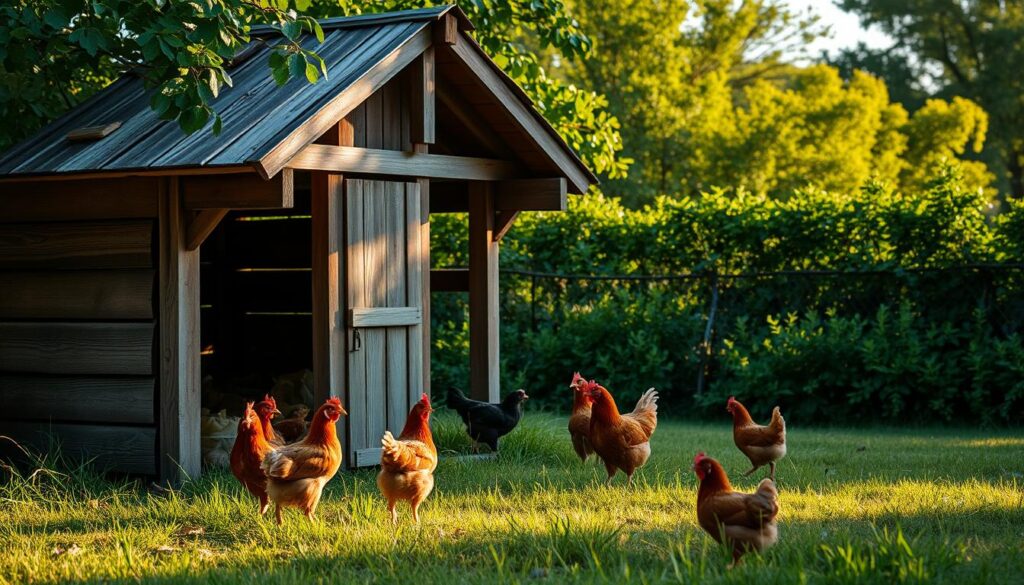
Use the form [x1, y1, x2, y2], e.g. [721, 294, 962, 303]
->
[430, 168, 1024, 424]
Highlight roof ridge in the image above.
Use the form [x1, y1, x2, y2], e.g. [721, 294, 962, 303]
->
[249, 5, 471, 37]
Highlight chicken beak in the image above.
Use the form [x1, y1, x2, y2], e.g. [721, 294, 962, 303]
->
[272, 409, 283, 416]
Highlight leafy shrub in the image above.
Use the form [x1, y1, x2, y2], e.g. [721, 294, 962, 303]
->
[430, 167, 1024, 424]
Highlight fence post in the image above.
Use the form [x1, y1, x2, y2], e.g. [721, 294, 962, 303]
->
[695, 271, 720, 397]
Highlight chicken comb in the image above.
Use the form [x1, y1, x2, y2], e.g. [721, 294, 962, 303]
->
[420, 392, 431, 408]
[727, 396, 737, 405]
[570, 372, 585, 388]
[244, 401, 255, 414]
[693, 452, 708, 465]
[260, 393, 277, 407]
[326, 396, 342, 407]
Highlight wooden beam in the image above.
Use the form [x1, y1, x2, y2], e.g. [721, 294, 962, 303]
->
[311, 120, 348, 448]
[181, 169, 293, 210]
[446, 37, 595, 194]
[287, 144, 523, 181]
[427, 178, 567, 214]
[431, 268, 469, 292]
[493, 210, 519, 242]
[435, 13, 459, 45]
[415, 145, 431, 394]
[257, 26, 432, 180]
[410, 47, 435, 145]
[0, 165, 255, 185]
[495, 178, 567, 211]
[185, 209, 227, 251]
[468, 182, 499, 402]
[158, 177, 201, 485]
[349, 307, 422, 327]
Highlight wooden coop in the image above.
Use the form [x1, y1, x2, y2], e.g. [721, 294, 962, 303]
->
[0, 6, 596, 483]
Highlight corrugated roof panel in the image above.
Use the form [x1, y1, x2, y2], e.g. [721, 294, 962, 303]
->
[0, 11, 438, 177]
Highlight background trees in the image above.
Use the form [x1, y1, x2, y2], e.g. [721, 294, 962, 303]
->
[834, 0, 1024, 201]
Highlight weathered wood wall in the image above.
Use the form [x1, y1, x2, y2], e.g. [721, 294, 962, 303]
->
[0, 178, 159, 474]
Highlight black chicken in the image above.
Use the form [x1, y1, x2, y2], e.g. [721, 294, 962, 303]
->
[445, 387, 528, 452]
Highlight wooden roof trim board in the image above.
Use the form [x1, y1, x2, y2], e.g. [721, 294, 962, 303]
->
[444, 32, 597, 194]
[254, 25, 432, 179]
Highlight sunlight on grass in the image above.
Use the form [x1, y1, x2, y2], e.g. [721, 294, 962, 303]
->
[2, 415, 1023, 584]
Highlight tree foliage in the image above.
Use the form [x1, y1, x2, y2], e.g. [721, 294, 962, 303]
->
[0, 0, 327, 147]
[559, 0, 996, 204]
[836, 0, 1024, 200]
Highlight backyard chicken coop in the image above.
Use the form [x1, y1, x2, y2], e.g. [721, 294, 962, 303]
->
[0, 6, 596, 484]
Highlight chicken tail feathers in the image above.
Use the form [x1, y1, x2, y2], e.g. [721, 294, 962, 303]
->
[769, 406, 785, 433]
[380, 431, 436, 472]
[261, 450, 293, 479]
[446, 387, 472, 412]
[632, 388, 659, 416]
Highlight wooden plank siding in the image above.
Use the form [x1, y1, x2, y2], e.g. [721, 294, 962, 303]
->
[0, 270, 153, 320]
[0, 179, 159, 477]
[0, 220, 153, 269]
[0, 177, 159, 222]
[2, 422, 157, 475]
[0, 322, 153, 375]
[0, 375, 154, 424]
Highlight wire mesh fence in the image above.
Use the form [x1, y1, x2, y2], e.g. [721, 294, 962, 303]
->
[484, 264, 1024, 416]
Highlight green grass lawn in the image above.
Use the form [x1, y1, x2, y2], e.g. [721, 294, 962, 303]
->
[2, 413, 1023, 584]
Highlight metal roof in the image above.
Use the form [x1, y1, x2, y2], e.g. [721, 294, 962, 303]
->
[0, 9, 447, 177]
[0, 5, 595, 190]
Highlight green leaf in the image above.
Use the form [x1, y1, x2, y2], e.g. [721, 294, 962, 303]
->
[212, 114, 223, 136]
[207, 69, 219, 98]
[312, 21, 324, 44]
[272, 63, 290, 86]
[304, 61, 318, 84]
[43, 9, 67, 29]
[287, 53, 304, 79]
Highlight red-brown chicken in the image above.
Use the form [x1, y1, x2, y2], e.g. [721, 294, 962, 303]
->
[377, 393, 437, 524]
[568, 372, 595, 462]
[229, 402, 274, 515]
[255, 394, 283, 446]
[693, 452, 779, 566]
[727, 397, 786, 481]
[261, 396, 346, 525]
[585, 381, 659, 485]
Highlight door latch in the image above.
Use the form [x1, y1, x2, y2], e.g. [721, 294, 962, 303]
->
[351, 329, 362, 353]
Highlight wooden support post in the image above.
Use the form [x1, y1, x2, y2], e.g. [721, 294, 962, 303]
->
[312, 122, 349, 425]
[468, 182, 499, 402]
[415, 137, 432, 392]
[158, 177, 201, 485]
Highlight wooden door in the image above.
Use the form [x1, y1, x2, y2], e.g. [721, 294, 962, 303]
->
[344, 178, 424, 466]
